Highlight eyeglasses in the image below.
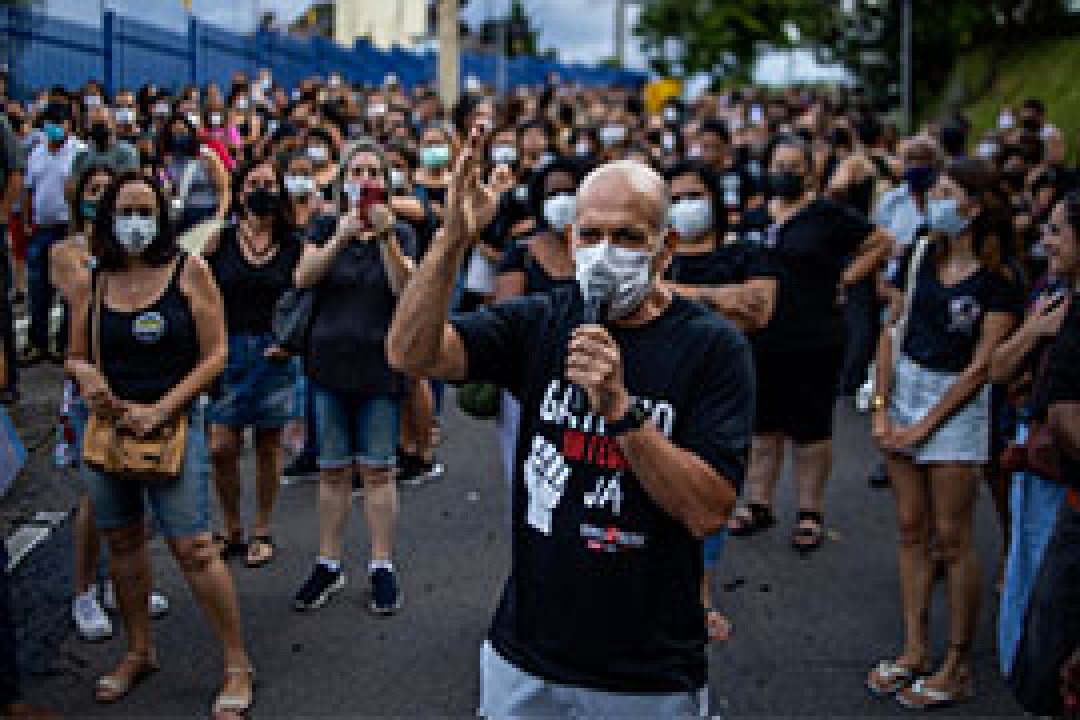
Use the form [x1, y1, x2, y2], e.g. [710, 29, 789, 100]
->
[576, 226, 655, 249]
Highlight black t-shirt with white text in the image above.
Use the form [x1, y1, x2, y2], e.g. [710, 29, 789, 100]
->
[753, 198, 874, 352]
[891, 248, 1023, 374]
[451, 286, 754, 693]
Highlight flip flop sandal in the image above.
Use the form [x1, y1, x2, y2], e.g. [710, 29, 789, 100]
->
[792, 510, 825, 554]
[94, 651, 160, 703]
[866, 660, 926, 696]
[727, 503, 775, 537]
[214, 533, 247, 561]
[705, 608, 732, 643]
[245, 535, 276, 569]
[213, 665, 256, 717]
[895, 677, 974, 710]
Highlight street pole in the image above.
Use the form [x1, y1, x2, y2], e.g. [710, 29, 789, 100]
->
[438, 0, 459, 110]
[614, 0, 625, 68]
[903, 0, 912, 132]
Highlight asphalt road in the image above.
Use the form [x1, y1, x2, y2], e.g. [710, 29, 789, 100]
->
[15, 399, 1024, 717]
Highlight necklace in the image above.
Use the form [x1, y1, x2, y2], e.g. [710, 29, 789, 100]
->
[239, 221, 276, 262]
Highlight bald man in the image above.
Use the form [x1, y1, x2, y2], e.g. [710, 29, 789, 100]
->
[390, 131, 753, 716]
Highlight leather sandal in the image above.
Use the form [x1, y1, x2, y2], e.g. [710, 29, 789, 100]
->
[94, 650, 160, 703]
[792, 510, 825, 554]
[727, 503, 775, 537]
[705, 608, 732, 643]
[214, 533, 247, 561]
[212, 665, 256, 717]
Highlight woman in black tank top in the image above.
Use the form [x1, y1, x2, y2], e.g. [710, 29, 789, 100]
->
[65, 173, 254, 714]
[205, 158, 301, 569]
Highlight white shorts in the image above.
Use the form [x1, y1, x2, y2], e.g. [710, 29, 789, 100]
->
[478, 641, 709, 719]
[889, 354, 991, 465]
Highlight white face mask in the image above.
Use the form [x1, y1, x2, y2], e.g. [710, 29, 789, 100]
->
[234, 97, 250, 111]
[687, 144, 704, 159]
[599, 125, 626, 147]
[343, 181, 365, 205]
[84, 95, 102, 108]
[537, 152, 555, 169]
[284, 174, 315, 197]
[976, 141, 998, 159]
[663, 106, 679, 123]
[114, 108, 136, 125]
[573, 239, 657, 321]
[998, 111, 1015, 130]
[209, 113, 223, 127]
[113, 215, 158, 255]
[575, 141, 592, 157]
[389, 168, 407, 190]
[307, 145, 329, 163]
[543, 193, 576, 231]
[186, 113, 200, 128]
[153, 103, 170, 117]
[669, 198, 713, 240]
[491, 144, 517, 165]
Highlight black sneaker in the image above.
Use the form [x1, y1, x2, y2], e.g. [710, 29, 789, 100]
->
[18, 346, 44, 367]
[369, 567, 402, 615]
[293, 564, 346, 611]
[401, 458, 445, 488]
[283, 453, 318, 477]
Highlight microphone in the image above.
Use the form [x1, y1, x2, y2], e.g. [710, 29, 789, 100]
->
[571, 269, 615, 416]
[582, 268, 615, 325]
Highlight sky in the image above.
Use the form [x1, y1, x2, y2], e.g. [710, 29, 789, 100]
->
[42, 0, 849, 84]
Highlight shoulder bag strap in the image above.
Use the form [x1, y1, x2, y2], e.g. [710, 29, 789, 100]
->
[91, 269, 104, 373]
[892, 234, 931, 355]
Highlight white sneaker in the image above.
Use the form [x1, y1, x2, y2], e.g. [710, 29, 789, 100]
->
[102, 581, 170, 619]
[73, 588, 112, 641]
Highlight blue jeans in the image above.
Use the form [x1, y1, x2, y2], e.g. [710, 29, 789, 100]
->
[312, 384, 400, 470]
[26, 224, 66, 351]
[1010, 500, 1080, 716]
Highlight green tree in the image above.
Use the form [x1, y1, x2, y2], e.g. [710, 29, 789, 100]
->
[633, 0, 819, 82]
[796, 0, 1080, 115]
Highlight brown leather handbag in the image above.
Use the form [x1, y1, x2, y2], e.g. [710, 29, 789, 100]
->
[81, 270, 188, 481]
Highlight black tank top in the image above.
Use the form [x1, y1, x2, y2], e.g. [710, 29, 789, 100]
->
[95, 255, 199, 405]
[207, 224, 301, 335]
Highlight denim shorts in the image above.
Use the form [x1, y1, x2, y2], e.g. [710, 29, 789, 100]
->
[889, 354, 991, 464]
[81, 403, 211, 538]
[312, 383, 400, 470]
[208, 332, 297, 429]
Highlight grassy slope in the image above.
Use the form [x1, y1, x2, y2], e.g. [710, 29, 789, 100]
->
[939, 36, 1080, 159]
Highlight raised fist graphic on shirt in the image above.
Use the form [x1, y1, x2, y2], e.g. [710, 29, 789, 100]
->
[524, 435, 570, 535]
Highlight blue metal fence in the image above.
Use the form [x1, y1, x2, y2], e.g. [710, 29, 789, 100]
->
[1, 5, 645, 101]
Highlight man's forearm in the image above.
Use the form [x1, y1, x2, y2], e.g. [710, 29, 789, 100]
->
[0, 173, 22, 221]
[617, 424, 736, 539]
[387, 228, 468, 374]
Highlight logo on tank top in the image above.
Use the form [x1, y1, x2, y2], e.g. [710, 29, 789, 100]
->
[132, 311, 167, 344]
[948, 296, 982, 334]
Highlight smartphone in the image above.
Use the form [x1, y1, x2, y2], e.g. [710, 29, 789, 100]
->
[1045, 290, 1069, 314]
[352, 185, 387, 228]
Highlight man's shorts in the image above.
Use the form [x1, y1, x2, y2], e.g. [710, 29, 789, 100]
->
[478, 641, 708, 718]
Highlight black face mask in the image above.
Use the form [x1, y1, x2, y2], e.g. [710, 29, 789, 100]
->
[245, 187, 279, 217]
[237, 122, 250, 136]
[1022, 116, 1041, 133]
[1004, 168, 1028, 191]
[89, 123, 111, 150]
[768, 172, 804, 200]
[171, 134, 196, 155]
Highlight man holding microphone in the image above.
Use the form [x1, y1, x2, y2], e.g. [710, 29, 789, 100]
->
[388, 128, 754, 717]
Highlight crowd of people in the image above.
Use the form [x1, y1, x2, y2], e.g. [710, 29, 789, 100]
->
[0, 65, 1077, 718]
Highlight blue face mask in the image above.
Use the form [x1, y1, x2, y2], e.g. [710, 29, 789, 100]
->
[903, 165, 936, 193]
[420, 144, 451, 170]
[80, 200, 97, 220]
[44, 122, 66, 143]
[927, 197, 971, 238]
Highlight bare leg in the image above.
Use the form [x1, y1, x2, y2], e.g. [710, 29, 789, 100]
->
[746, 432, 785, 508]
[793, 439, 831, 514]
[167, 533, 251, 704]
[360, 466, 398, 563]
[95, 523, 155, 701]
[888, 454, 933, 668]
[252, 428, 283, 536]
[927, 463, 981, 688]
[209, 426, 244, 541]
[318, 467, 354, 562]
[983, 462, 1011, 587]
[74, 494, 101, 594]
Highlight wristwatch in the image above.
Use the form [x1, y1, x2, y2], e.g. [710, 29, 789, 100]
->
[871, 394, 888, 412]
[607, 398, 651, 437]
